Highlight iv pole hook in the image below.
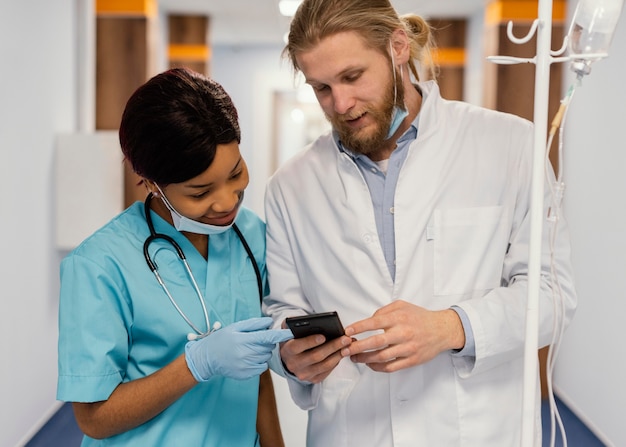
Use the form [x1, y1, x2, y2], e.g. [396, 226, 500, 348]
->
[506, 19, 539, 44]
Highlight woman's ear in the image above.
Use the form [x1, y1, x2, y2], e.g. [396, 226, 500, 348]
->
[143, 179, 159, 197]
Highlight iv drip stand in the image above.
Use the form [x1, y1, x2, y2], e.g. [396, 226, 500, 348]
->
[521, 0, 552, 446]
[521, 2, 552, 443]
[488, 1, 557, 445]
[488, 0, 614, 443]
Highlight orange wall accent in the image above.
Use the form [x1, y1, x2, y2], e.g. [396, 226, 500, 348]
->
[96, 0, 156, 17]
[432, 48, 466, 67]
[168, 44, 211, 62]
[486, 0, 566, 25]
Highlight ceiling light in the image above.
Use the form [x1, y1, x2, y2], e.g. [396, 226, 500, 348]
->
[279, 0, 302, 17]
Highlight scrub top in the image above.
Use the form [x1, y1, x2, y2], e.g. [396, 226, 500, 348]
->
[57, 201, 266, 447]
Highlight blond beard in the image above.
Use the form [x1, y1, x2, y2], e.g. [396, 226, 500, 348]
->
[329, 71, 405, 157]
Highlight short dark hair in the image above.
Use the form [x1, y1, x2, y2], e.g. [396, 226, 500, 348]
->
[119, 68, 241, 185]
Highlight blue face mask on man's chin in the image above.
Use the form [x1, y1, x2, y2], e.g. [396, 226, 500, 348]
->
[385, 105, 409, 140]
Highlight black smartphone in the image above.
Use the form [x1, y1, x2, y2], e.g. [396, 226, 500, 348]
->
[285, 311, 345, 340]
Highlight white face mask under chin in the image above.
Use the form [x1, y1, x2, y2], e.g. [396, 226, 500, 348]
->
[154, 186, 240, 235]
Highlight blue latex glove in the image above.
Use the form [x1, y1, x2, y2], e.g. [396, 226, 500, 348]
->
[185, 316, 293, 381]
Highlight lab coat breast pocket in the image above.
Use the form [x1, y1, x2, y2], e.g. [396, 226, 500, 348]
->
[430, 206, 509, 296]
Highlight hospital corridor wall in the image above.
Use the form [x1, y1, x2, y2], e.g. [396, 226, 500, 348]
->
[555, 7, 626, 447]
[0, 0, 624, 446]
[0, 1, 77, 446]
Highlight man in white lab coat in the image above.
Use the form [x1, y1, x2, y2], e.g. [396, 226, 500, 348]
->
[263, 0, 577, 445]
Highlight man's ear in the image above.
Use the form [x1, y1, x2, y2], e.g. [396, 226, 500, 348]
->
[390, 28, 410, 65]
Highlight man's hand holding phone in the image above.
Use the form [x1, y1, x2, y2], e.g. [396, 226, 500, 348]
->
[281, 312, 351, 383]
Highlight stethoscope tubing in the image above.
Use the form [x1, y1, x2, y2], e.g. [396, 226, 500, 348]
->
[143, 193, 262, 339]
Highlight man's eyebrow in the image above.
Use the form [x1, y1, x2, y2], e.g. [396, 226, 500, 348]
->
[305, 65, 363, 85]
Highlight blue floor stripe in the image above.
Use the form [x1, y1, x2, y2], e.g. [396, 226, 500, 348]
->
[541, 396, 606, 446]
[25, 397, 606, 446]
[25, 403, 83, 447]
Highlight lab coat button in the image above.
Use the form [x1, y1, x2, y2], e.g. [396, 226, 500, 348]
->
[389, 207, 395, 214]
[363, 233, 374, 243]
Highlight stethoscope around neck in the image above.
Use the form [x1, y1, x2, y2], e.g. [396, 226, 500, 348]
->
[142, 192, 263, 341]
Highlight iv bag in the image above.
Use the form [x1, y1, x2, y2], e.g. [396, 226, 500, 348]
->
[568, 0, 625, 74]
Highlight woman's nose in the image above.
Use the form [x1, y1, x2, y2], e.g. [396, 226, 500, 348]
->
[212, 189, 241, 212]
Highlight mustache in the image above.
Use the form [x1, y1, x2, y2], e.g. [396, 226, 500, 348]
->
[338, 110, 367, 122]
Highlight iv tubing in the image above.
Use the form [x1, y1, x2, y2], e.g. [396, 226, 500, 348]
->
[543, 81, 576, 447]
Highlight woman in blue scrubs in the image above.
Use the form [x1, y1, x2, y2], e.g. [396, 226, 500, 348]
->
[57, 68, 293, 446]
